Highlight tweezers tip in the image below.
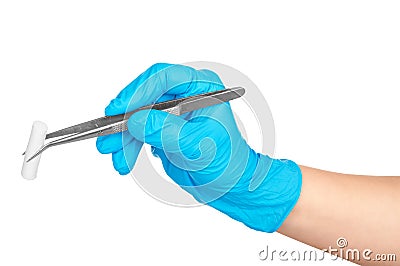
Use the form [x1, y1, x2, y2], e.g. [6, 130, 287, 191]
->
[25, 147, 44, 163]
[25, 154, 37, 163]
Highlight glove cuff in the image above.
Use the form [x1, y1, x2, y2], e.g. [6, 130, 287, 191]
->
[247, 154, 303, 232]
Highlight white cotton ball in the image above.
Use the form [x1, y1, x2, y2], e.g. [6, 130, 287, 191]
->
[21, 121, 48, 180]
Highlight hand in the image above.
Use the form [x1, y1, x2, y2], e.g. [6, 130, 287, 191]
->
[96, 63, 302, 232]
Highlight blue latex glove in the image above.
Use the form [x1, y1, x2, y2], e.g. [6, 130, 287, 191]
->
[96, 63, 302, 232]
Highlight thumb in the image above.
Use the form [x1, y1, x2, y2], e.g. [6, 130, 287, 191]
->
[128, 109, 201, 157]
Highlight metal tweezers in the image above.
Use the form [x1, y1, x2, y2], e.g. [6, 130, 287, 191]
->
[25, 87, 245, 162]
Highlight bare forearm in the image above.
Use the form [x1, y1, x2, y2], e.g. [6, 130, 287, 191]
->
[278, 166, 400, 265]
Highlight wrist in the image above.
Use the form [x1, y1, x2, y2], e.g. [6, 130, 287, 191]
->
[211, 152, 303, 233]
[253, 154, 303, 232]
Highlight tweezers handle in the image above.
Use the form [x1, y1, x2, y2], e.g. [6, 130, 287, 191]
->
[99, 87, 245, 136]
[46, 87, 244, 139]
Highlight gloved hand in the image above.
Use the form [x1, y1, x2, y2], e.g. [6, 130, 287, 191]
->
[96, 63, 302, 232]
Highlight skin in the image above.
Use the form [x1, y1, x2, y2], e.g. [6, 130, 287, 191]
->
[278, 166, 400, 265]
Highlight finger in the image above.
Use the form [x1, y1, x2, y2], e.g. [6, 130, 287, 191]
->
[176, 68, 224, 98]
[105, 64, 224, 116]
[105, 63, 173, 115]
[128, 109, 194, 153]
[96, 131, 135, 154]
[128, 109, 221, 171]
[151, 147, 207, 202]
[98, 94, 174, 154]
[111, 138, 143, 175]
[151, 147, 196, 187]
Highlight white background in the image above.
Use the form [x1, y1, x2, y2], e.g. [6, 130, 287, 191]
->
[1, 1, 399, 265]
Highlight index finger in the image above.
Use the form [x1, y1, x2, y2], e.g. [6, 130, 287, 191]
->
[105, 63, 224, 116]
